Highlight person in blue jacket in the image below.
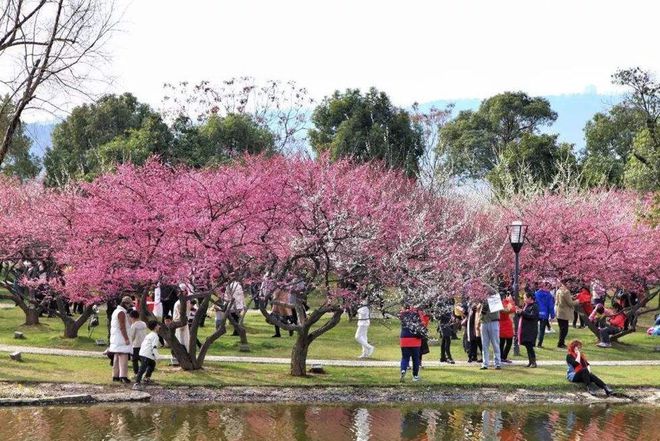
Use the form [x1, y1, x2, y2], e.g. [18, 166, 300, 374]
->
[534, 281, 556, 348]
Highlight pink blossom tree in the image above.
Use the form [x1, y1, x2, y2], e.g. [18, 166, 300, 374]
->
[502, 191, 660, 341]
[0, 178, 95, 336]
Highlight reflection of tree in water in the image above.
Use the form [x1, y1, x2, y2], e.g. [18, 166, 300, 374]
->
[0, 404, 657, 440]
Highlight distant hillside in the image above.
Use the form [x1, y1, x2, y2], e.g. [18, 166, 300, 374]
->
[24, 92, 622, 158]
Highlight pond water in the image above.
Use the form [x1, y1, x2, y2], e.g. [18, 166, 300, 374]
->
[0, 402, 658, 441]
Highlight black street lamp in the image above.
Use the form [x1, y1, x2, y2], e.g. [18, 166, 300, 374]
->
[507, 220, 528, 356]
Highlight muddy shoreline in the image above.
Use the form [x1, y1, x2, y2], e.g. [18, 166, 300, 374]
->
[1, 382, 659, 407]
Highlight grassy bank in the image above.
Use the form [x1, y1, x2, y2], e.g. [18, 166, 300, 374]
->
[0, 351, 658, 390]
[1, 306, 659, 362]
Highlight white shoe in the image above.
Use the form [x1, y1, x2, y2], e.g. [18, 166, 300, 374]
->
[366, 347, 375, 358]
[412, 375, 421, 382]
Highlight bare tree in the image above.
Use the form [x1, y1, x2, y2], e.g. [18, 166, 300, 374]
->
[410, 102, 454, 192]
[0, 0, 118, 167]
[162, 77, 314, 154]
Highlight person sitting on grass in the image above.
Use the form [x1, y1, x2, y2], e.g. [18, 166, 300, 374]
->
[133, 320, 161, 390]
[596, 303, 627, 348]
[566, 340, 614, 396]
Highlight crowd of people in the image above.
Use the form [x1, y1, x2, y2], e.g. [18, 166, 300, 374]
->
[99, 277, 649, 395]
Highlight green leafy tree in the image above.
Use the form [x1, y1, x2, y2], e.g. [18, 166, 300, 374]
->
[0, 97, 40, 180]
[611, 67, 660, 189]
[487, 134, 578, 195]
[43, 93, 172, 186]
[170, 113, 275, 167]
[439, 92, 557, 179]
[582, 105, 643, 187]
[309, 88, 424, 177]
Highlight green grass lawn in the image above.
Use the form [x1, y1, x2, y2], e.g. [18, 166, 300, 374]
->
[0, 351, 657, 390]
[1, 305, 659, 362]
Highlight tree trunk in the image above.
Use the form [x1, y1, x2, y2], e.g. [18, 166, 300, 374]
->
[61, 305, 94, 338]
[161, 328, 202, 371]
[290, 331, 310, 377]
[24, 307, 40, 325]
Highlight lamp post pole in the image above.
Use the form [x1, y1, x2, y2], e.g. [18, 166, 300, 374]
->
[512, 249, 521, 356]
[508, 220, 527, 357]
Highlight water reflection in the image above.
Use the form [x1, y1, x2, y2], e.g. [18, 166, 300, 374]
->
[0, 403, 658, 441]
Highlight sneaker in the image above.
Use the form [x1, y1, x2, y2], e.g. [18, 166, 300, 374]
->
[480, 366, 488, 370]
[604, 386, 614, 396]
[529, 362, 537, 368]
[366, 347, 375, 358]
[412, 376, 421, 382]
[596, 342, 611, 348]
[143, 378, 153, 384]
[502, 359, 513, 364]
[495, 366, 502, 370]
[400, 370, 406, 382]
[112, 377, 120, 382]
[557, 344, 567, 349]
[119, 377, 131, 384]
[132, 383, 142, 390]
[447, 359, 455, 365]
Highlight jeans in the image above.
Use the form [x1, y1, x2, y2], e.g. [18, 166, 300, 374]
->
[523, 342, 536, 363]
[599, 326, 621, 344]
[499, 337, 512, 360]
[136, 356, 156, 383]
[480, 321, 501, 367]
[557, 319, 569, 347]
[572, 369, 607, 390]
[400, 347, 421, 376]
[355, 325, 373, 356]
[538, 319, 549, 346]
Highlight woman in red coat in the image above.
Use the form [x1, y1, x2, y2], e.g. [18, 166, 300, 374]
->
[499, 293, 515, 363]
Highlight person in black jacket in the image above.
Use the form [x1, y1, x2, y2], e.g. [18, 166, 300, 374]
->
[516, 292, 539, 368]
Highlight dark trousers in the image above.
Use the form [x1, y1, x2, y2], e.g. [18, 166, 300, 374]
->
[573, 310, 585, 328]
[500, 337, 513, 360]
[599, 326, 621, 344]
[538, 319, 549, 345]
[440, 336, 452, 361]
[468, 338, 482, 361]
[229, 312, 241, 335]
[132, 347, 140, 374]
[400, 347, 421, 376]
[136, 356, 156, 383]
[523, 342, 536, 363]
[572, 369, 606, 390]
[557, 319, 569, 347]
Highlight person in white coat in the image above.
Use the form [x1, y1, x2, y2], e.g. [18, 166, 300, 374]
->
[153, 282, 163, 320]
[225, 281, 245, 336]
[355, 302, 375, 358]
[173, 283, 192, 353]
[109, 296, 134, 383]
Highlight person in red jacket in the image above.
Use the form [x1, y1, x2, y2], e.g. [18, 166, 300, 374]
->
[399, 304, 426, 382]
[574, 285, 592, 328]
[597, 304, 626, 348]
[499, 293, 515, 363]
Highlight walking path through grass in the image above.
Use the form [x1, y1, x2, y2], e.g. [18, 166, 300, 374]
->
[2, 343, 659, 367]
